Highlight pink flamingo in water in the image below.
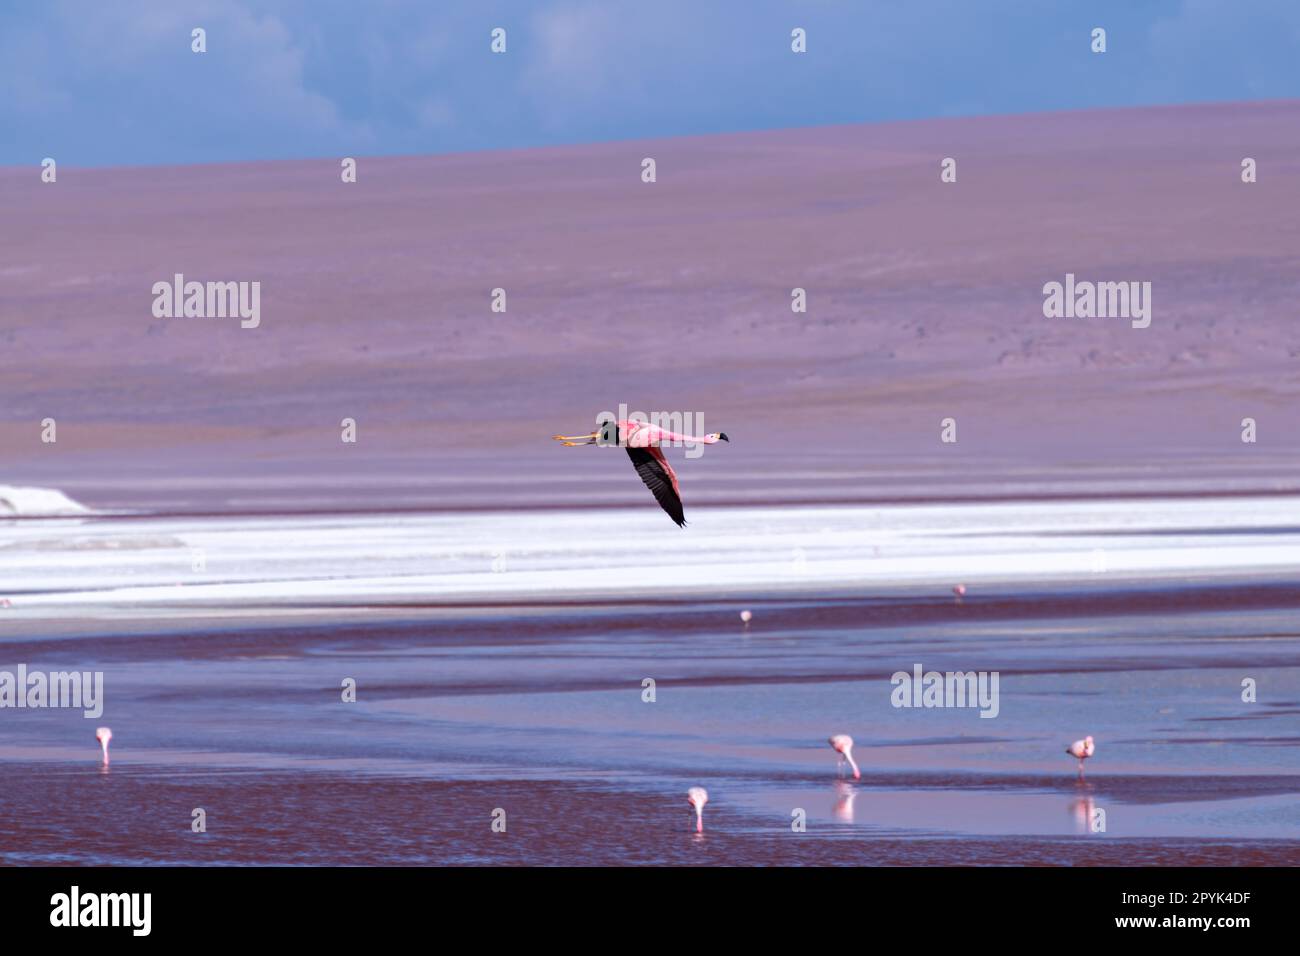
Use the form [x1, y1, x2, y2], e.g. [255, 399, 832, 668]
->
[687, 787, 709, 833]
[96, 726, 112, 766]
[829, 734, 860, 780]
[553, 419, 729, 526]
[1066, 735, 1095, 779]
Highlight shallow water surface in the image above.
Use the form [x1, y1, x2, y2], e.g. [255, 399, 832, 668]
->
[1, 503, 1298, 864]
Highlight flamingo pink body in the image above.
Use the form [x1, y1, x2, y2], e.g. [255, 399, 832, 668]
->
[687, 786, 709, 833]
[552, 419, 729, 527]
[95, 726, 112, 765]
[609, 420, 725, 449]
[829, 733, 860, 779]
[1066, 734, 1095, 778]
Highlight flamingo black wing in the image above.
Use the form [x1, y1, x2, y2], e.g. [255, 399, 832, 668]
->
[624, 446, 686, 527]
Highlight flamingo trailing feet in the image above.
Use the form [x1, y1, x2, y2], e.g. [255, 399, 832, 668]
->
[552, 419, 728, 527]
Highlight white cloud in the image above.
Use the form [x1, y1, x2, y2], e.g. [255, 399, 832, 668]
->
[522, 2, 652, 128]
[7, 0, 358, 145]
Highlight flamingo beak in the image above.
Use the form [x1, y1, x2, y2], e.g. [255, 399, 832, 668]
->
[718, 433, 729, 442]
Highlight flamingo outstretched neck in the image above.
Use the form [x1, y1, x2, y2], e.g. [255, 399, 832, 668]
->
[829, 734, 860, 780]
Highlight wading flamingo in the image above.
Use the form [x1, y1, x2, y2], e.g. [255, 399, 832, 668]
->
[96, 726, 112, 765]
[1066, 735, 1095, 779]
[552, 419, 728, 526]
[687, 786, 709, 833]
[829, 734, 860, 780]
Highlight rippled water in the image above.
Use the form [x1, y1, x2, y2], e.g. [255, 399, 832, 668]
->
[1, 502, 1298, 864]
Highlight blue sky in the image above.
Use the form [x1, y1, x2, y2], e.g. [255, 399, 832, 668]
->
[3, 0, 1300, 167]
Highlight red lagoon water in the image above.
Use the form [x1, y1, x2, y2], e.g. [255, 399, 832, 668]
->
[1, 583, 1298, 865]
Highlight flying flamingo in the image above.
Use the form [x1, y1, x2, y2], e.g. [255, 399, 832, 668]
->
[1066, 735, 1095, 779]
[552, 419, 729, 526]
[829, 734, 860, 780]
[96, 726, 112, 765]
[687, 786, 709, 833]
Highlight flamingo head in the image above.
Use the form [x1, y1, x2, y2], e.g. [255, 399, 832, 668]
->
[705, 433, 730, 443]
[1084, 735, 1095, 756]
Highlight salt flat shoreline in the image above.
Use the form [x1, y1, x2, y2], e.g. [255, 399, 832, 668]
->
[3, 497, 1300, 626]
